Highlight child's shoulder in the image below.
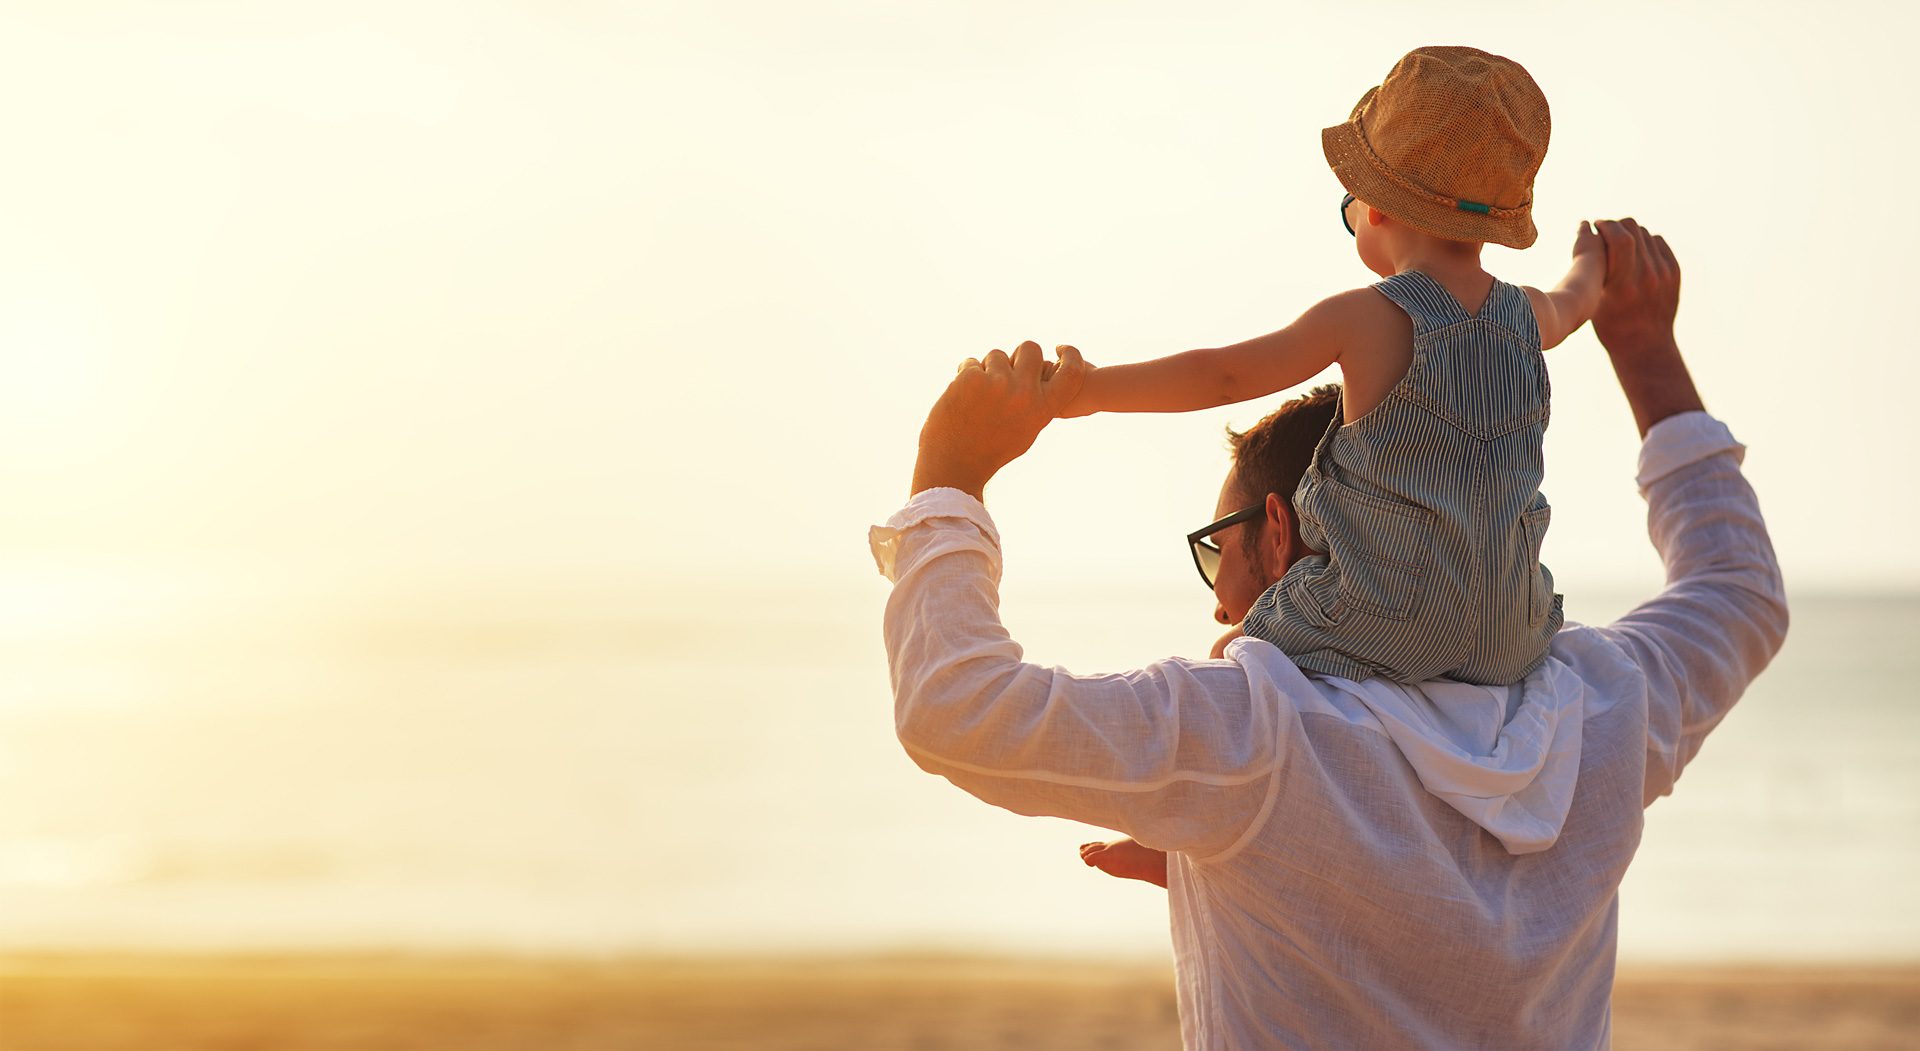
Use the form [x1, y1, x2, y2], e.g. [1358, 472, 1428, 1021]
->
[1297, 289, 1414, 414]
[1517, 284, 1551, 320]
[1302, 285, 1410, 325]
[1303, 286, 1414, 348]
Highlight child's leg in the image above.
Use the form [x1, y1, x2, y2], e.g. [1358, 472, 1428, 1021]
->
[1078, 838, 1169, 889]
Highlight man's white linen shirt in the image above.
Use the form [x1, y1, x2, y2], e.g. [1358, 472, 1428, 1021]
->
[869, 412, 1786, 1051]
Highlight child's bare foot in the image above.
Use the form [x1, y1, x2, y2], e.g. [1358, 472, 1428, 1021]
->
[1078, 837, 1169, 888]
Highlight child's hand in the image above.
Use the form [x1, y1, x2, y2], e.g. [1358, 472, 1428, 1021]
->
[1572, 220, 1606, 272]
[1046, 345, 1099, 418]
[1210, 624, 1245, 659]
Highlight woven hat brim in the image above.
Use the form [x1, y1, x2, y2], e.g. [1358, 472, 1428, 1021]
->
[1321, 119, 1538, 250]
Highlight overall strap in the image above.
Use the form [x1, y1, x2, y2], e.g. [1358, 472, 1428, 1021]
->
[1369, 270, 1469, 336]
[1476, 280, 1543, 349]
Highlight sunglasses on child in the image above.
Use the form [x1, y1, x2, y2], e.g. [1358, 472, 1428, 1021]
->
[1340, 192, 1357, 237]
[1187, 504, 1264, 591]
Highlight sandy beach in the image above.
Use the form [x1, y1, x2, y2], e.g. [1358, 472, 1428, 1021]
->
[1, 955, 1915, 1050]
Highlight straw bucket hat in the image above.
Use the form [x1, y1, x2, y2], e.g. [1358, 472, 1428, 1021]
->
[1322, 46, 1549, 249]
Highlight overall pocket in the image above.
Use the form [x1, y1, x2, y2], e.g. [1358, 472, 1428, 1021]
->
[1520, 504, 1552, 623]
[1309, 475, 1437, 621]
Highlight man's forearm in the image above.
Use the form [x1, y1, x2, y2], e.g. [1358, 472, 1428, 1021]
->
[910, 458, 989, 503]
[1605, 335, 1705, 438]
[1587, 219, 1695, 436]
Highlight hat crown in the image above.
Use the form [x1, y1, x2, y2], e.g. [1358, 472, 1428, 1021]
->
[1356, 46, 1550, 212]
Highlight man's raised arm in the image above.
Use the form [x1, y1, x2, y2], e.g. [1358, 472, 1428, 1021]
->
[871, 341, 1284, 859]
[1582, 220, 1790, 803]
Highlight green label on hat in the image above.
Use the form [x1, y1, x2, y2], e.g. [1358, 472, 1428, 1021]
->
[1456, 200, 1491, 214]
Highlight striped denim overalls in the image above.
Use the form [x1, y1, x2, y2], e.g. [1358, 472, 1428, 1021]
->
[1243, 269, 1562, 685]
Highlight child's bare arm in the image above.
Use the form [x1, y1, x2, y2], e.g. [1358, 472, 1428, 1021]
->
[1527, 221, 1608, 350]
[1059, 292, 1365, 418]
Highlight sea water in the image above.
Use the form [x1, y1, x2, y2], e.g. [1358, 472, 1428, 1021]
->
[0, 580, 1914, 963]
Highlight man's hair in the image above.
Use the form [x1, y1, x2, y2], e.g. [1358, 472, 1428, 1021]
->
[1225, 383, 1341, 556]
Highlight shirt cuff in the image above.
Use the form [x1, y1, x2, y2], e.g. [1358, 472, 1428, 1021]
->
[1635, 411, 1745, 495]
[869, 487, 1001, 581]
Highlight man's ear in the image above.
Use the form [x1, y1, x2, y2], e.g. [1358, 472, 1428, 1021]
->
[1262, 491, 1295, 569]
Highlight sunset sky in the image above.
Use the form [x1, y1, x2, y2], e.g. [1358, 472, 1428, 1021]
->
[2, 0, 1914, 623]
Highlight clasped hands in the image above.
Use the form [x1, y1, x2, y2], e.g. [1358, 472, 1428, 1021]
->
[909, 341, 1088, 501]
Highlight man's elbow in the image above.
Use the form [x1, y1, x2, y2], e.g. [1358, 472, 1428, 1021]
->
[890, 676, 941, 762]
[1760, 587, 1790, 661]
[893, 690, 939, 762]
[892, 692, 996, 785]
[1748, 545, 1790, 659]
[1727, 573, 1790, 667]
[890, 660, 1029, 769]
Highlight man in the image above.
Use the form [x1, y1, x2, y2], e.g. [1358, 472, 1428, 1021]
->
[869, 221, 1786, 1048]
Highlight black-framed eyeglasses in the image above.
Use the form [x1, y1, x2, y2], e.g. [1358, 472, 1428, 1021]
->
[1187, 504, 1262, 591]
[1340, 192, 1356, 237]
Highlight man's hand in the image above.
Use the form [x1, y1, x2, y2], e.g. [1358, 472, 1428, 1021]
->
[909, 341, 1087, 501]
[1587, 218, 1702, 436]
[1590, 218, 1681, 361]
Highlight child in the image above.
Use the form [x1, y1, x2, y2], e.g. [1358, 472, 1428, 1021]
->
[1066, 47, 1605, 884]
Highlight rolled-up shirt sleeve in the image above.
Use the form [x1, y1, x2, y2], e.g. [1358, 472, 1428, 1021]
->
[870, 488, 1289, 859]
[1593, 412, 1790, 804]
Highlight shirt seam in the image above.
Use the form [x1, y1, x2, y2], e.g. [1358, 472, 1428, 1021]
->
[898, 741, 1281, 794]
[1188, 713, 1287, 866]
